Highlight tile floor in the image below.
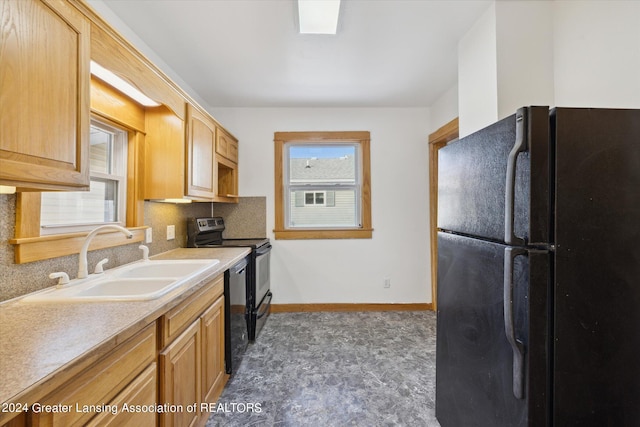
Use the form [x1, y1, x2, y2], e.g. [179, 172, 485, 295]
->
[206, 311, 441, 426]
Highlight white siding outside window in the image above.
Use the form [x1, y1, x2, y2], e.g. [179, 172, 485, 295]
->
[285, 143, 361, 228]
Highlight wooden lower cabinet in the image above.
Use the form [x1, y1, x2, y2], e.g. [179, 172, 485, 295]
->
[87, 364, 157, 427]
[31, 324, 156, 427]
[158, 293, 227, 427]
[159, 321, 202, 427]
[158, 274, 227, 427]
[201, 296, 226, 405]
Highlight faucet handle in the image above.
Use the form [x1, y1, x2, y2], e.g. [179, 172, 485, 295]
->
[139, 245, 149, 261]
[49, 272, 70, 287]
[94, 258, 109, 274]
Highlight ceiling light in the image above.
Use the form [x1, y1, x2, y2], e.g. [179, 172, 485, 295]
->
[90, 61, 160, 107]
[298, 0, 341, 34]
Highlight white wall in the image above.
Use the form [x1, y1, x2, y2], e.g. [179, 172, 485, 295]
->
[495, 1, 554, 118]
[210, 108, 432, 304]
[458, 0, 640, 135]
[458, 3, 498, 137]
[429, 84, 458, 133]
[553, 1, 640, 108]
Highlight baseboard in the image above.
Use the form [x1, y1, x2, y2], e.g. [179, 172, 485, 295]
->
[271, 303, 434, 313]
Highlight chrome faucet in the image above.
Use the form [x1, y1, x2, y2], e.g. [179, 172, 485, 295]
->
[78, 225, 133, 279]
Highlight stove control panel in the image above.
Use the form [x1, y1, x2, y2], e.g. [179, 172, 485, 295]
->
[195, 217, 225, 232]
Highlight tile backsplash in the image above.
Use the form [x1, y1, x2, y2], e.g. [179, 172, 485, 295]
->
[0, 195, 266, 302]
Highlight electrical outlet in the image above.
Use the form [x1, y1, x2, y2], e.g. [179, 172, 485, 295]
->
[145, 227, 153, 244]
[384, 278, 391, 288]
[167, 225, 175, 240]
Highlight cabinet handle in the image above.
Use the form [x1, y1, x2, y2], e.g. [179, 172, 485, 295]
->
[225, 194, 239, 198]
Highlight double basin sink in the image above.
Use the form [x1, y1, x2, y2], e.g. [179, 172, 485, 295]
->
[21, 259, 220, 303]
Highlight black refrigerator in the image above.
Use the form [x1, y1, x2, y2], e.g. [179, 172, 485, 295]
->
[435, 106, 640, 427]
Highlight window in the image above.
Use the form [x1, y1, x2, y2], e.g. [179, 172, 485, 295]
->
[40, 119, 128, 235]
[274, 131, 372, 239]
[304, 191, 326, 206]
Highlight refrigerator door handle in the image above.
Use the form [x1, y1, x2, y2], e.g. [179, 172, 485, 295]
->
[504, 246, 527, 399]
[505, 108, 528, 246]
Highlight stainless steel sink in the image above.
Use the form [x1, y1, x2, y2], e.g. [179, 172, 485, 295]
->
[21, 259, 220, 302]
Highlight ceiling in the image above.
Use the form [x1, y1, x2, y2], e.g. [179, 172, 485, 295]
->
[97, 0, 491, 108]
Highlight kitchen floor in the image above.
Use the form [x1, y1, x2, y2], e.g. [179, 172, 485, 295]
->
[206, 311, 440, 427]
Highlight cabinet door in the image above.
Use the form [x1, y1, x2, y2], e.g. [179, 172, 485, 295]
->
[186, 104, 216, 200]
[1, 0, 90, 190]
[215, 128, 238, 163]
[201, 296, 226, 405]
[159, 320, 201, 427]
[87, 364, 157, 427]
[32, 324, 156, 426]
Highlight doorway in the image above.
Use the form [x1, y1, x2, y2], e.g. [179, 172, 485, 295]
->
[428, 118, 459, 311]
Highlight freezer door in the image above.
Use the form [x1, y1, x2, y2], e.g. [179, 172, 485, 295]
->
[438, 106, 551, 245]
[553, 108, 640, 425]
[436, 232, 549, 427]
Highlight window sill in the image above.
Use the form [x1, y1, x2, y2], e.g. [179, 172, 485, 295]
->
[273, 228, 373, 240]
[9, 227, 147, 264]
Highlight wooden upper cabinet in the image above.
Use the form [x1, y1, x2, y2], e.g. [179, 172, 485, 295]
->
[186, 104, 216, 200]
[216, 128, 238, 163]
[214, 126, 239, 202]
[0, 0, 90, 190]
[144, 105, 186, 200]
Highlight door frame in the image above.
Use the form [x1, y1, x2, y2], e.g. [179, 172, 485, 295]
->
[428, 118, 459, 311]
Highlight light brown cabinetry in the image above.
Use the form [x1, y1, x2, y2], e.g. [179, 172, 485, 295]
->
[159, 321, 202, 427]
[145, 103, 239, 203]
[186, 104, 216, 200]
[214, 128, 239, 202]
[31, 324, 156, 426]
[144, 106, 187, 200]
[158, 274, 227, 427]
[201, 296, 226, 405]
[0, 0, 90, 191]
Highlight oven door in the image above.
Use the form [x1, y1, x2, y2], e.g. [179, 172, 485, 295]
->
[254, 291, 272, 340]
[254, 243, 271, 306]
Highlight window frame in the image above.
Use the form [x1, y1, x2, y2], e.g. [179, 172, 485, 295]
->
[274, 131, 372, 240]
[39, 119, 129, 235]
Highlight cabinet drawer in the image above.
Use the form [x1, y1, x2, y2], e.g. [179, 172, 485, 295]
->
[87, 363, 157, 427]
[34, 324, 156, 426]
[159, 274, 224, 347]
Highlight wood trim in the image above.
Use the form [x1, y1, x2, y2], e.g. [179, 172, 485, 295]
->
[428, 118, 459, 312]
[274, 131, 370, 142]
[274, 131, 372, 240]
[10, 228, 146, 264]
[127, 132, 146, 227]
[273, 228, 373, 240]
[271, 303, 433, 313]
[15, 192, 42, 238]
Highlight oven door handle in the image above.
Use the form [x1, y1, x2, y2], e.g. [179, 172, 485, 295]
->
[256, 292, 272, 319]
[255, 244, 272, 256]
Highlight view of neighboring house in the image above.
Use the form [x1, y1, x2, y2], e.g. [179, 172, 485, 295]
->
[289, 156, 358, 228]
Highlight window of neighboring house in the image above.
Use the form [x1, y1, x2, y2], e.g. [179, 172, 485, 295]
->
[274, 131, 372, 239]
[40, 119, 128, 235]
[304, 191, 326, 206]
